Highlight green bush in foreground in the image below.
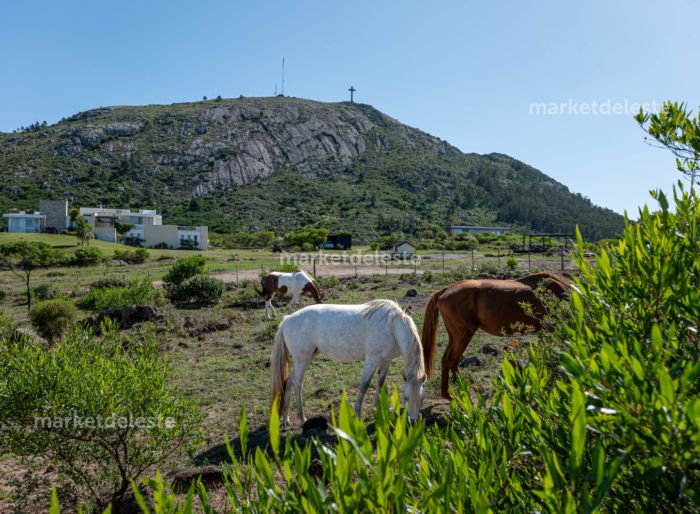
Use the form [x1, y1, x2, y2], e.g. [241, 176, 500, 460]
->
[28, 299, 77, 341]
[77, 280, 163, 311]
[169, 275, 225, 305]
[0, 322, 202, 510]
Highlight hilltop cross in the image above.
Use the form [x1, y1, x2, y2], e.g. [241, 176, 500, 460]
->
[348, 86, 356, 103]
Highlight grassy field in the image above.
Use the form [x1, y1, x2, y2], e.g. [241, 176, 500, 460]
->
[0, 233, 561, 509]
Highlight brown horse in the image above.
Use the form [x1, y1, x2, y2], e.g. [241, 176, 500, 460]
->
[421, 272, 570, 399]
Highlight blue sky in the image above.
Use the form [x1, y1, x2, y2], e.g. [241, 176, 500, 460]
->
[2, 0, 698, 217]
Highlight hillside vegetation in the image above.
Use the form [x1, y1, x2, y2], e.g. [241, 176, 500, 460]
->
[1, 97, 623, 240]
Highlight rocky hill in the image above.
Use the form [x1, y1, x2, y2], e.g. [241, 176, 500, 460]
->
[0, 97, 624, 240]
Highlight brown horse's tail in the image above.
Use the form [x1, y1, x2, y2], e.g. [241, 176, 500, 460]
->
[270, 323, 290, 416]
[422, 287, 446, 379]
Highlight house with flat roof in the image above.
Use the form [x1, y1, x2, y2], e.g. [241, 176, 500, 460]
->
[3, 211, 46, 233]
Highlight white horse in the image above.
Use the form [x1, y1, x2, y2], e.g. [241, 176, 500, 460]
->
[256, 271, 323, 320]
[270, 299, 426, 425]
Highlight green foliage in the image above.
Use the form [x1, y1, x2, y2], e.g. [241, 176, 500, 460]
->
[636, 101, 700, 185]
[113, 247, 150, 264]
[77, 280, 163, 311]
[0, 323, 202, 507]
[274, 263, 299, 272]
[73, 246, 104, 266]
[284, 227, 329, 250]
[170, 275, 225, 306]
[369, 234, 399, 250]
[506, 256, 518, 270]
[29, 299, 77, 341]
[163, 255, 207, 286]
[317, 274, 339, 289]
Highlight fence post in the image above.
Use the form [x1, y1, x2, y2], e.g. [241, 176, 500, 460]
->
[442, 252, 445, 274]
[497, 248, 501, 267]
[471, 249, 475, 271]
[313, 257, 317, 277]
[235, 263, 239, 286]
[528, 251, 531, 272]
[561, 246, 565, 271]
[385, 257, 388, 277]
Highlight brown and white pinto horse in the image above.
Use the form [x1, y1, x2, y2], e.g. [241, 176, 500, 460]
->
[255, 271, 323, 319]
[421, 272, 570, 399]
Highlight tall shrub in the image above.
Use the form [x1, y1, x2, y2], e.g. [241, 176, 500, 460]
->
[163, 255, 207, 286]
[0, 322, 202, 509]
[29, 299, 77, 341]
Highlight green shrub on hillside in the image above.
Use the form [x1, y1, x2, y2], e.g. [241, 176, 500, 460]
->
[0, 323, 202, 509]
[28, 299, 77, 341]
[77, 280, 163, 311]
[163, 255, 207, 286]
[73, 246, 103, 266]
[284, 227, 329, 250]
[170, 275, 224, 305]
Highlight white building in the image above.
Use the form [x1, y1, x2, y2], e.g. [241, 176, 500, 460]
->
[79, 206, 207, 250]
[2, 201, 208, 250]
[3, 211, 46, 233]
[392, 240, 416, 259]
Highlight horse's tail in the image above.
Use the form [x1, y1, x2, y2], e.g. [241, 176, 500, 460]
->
[270, 322, 290, 416]
[422, 287, 446, 379]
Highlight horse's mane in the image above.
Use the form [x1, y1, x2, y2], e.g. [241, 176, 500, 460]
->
[362, 299, 425, 380]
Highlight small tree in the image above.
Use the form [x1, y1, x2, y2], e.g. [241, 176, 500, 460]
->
[68, 207, 80, 228]
[75, 218, 94, 246]
[114, 221, 134, 242]
[0, 241, 55, 310]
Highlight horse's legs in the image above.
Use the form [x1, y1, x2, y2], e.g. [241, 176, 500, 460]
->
[375, 361, 390, 404]
[354, 359, 381, 417]
[282, 376, 294, 427]
[440, 317, 477, 399]
[440, 334, 456, 400]
[291, 352, 314, 425]
[265, 293, 276, 320]
[288, 292, 300, 313]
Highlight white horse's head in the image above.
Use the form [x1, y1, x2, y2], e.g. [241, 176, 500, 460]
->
[403, 371, 426, 422]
